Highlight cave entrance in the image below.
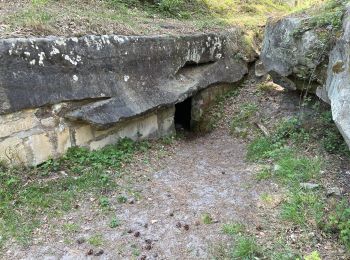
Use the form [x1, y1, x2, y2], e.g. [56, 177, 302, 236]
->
[174, 97, 192, 131]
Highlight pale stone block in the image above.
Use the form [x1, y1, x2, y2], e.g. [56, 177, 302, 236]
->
[117, 119, 139, 139]
[0, 136, 28, 165]
[74, 125, 94, 146]
[41, 117, 58, 128]
[157, 107, 175, 136]
[89, 133, 120, 150]
[0, 111, 39, 138]
[56, 126, 71, 154]
[27, 133, 54, 165]
[137, 114, 158, 139]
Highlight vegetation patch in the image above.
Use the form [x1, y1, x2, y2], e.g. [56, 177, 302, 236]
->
[230, 103, 258, 138]
[0, 0, 323, 38]
[246, 103, 350, 251]
[0, 138, 149, 248]
[194, 86, 241, 133]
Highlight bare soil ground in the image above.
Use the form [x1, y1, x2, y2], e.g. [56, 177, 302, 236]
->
[2, 75, 350, 259]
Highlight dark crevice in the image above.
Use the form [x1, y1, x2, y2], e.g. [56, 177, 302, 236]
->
[174, 96, 192, 131]
[175, 60, 216, 75]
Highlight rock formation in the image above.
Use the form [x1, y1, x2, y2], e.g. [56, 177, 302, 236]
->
[0, 31, 253, 165]
[261, 3, 350, 149]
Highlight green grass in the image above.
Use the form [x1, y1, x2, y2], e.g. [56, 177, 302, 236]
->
[63, 223, 80, 234]
[281, 190, 324, 226]
[88, 234, 104, 246]
[231, 235, 262, 259]
[1, 0, 324, 39]
[306, 0, 347, 30]
[304, 251, 322, 260]
[0, 138, 148, 249]
[222, 222, 245, 236]
[202, 213, 213, 224]
[325, 201, 350, 249]
[255, 167, 272, 181]
[273, 156, 321, 185]
[246, 104, 350, 251]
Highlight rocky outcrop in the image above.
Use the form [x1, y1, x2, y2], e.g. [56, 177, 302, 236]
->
[1, 32, 249, 129]
[323, 6, 350, 146]
[261, 3, 350, 149]
[0, 31, 253, 165]
[260, 15, 330, 91]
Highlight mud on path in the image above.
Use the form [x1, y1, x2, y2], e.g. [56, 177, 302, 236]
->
[4, 81, 349, 260]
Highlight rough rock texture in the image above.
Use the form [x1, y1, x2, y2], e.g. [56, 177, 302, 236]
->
[0, 32, 252, 165]
[261, 4, 350, 149]
[260, 16, 329, 91]
[1, 32, 249, 128]
[323, 6, 350, 146]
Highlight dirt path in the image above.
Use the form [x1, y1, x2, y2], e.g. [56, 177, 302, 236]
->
[4, 79, 349, 260]
[7, 127, 272, 259]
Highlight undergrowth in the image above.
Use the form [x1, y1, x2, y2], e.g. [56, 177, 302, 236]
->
[247, 102, 350, 253]
[194, 86, 241, 133]
[0, 138, 149, 248]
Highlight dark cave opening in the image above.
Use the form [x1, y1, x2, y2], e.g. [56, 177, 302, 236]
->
[174, 97, 192, 131]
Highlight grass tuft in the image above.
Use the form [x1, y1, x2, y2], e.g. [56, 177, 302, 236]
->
[231, 235, 262, 259]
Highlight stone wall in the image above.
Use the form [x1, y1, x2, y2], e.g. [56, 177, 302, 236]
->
[0, 105, 175, 166]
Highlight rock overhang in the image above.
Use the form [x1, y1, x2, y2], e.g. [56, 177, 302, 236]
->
[0, 32, 251, 129]
[0, 31, 254, 166]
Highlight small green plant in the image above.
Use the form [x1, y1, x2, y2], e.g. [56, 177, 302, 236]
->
[99, 197, 110, 208]
[231, 235, 262, 259]
[304, 251, 321, 260]
[222, 223, 245, 236]
[88, 234, 103, 246]
[202, 213, 213, 224]
[117, 195, 128, 204]
[109, 217, 121, 228]
[261, 193, 273, 204]
[131, 244, 141, 256]
[281, 191, 324, 226]
[326, 201, 350, 249]
[63, 223, 80, 233]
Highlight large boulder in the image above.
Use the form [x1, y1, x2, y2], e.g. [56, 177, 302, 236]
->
[323, 5, 350, 146]
[260, 15, 330, 91]
[261, 3, 350, 149]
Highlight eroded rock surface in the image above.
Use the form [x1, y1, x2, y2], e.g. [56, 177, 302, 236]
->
[1, 32, 250, 128]
[0, 31, 253, 165]
[260, 15, 330, 91]
[324, 6, 350, 146]
[261, 4, 350, 150]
